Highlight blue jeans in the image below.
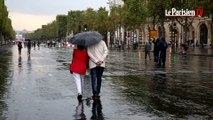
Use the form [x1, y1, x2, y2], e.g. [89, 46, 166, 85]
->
[90, 67, 104, 95]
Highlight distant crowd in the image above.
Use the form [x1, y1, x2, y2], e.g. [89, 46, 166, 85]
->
[16, 40, 41, 55]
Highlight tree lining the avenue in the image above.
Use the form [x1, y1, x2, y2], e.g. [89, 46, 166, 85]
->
[26, 7, 109, 42]
[26, 0, 212, 46]
[0, 0, 16, 44]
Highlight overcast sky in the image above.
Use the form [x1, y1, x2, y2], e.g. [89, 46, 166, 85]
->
[5, 0, 109, 31]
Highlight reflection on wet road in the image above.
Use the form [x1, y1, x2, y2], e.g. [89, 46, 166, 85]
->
[0, 47, 12, 120]
[0, 46, 213, 120]
[105, 50, 213, 119]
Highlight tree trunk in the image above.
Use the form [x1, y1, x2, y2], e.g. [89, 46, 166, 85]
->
[211, 17, 213, 49]
[110, 31, 114, 48]
[160, 18, 165, 38]
[0, 32, 2, 45]
[152, 16, 156, 30]
[183, 17, 188, 44]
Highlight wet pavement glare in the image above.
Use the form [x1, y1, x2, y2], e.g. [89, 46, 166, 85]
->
[0, 45, 213, 120]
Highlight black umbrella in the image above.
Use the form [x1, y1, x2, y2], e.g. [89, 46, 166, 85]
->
[71, 31, 103, 47]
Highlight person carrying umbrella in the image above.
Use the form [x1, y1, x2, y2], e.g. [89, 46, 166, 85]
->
[70, 45, 89, 102]
[71, 31, 108, 100]
[87, 40, 108, 100]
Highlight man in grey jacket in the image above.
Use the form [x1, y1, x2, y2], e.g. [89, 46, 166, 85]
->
[145, 41, 152, 60]
[87, 40, 108, 100]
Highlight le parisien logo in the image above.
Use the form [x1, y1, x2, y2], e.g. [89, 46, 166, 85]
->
[165, 8, 204, 17]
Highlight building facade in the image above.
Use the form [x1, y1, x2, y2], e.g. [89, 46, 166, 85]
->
[107, 0, 212, 48]
[150, 17, 212, 46]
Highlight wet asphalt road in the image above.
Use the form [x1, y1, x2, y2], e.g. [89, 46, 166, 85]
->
[0, 45, 213, 120]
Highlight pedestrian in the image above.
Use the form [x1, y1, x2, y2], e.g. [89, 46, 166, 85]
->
[196, 40, 199, 47]
[70, 45, 89, 102]
[37, 41, 41, 48]
[158, 37, 168, 67]
[200, 41, 204, 48]
[33, 41, 36, 48]
[47, 41, 50, 48]
[17, 42, 22, 55]
[144, 41, 152, 60]
[152, 38, 160, 64]
[181, 43, 188, 56]
[27, 40, 32, 55]
[87, 40, 108, 100]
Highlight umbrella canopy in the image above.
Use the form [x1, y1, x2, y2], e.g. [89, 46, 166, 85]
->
[71, 31, 103, 47]
[15, 39, 23, 43]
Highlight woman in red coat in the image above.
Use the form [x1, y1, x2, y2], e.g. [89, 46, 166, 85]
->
[70, 45, 88, 102]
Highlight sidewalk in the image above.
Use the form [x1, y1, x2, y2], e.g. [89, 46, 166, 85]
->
[111, 45, 213, 57]
[170, 46, 213, 57]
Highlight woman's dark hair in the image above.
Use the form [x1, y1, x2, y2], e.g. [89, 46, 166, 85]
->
[77, 45, 85, 50]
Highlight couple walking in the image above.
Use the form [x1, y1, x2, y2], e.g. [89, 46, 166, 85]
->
[153, 37, 168, 67]
[70, 38, 108, 102]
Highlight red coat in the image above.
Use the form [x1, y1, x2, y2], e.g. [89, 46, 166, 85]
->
[70, 49, 88, 74]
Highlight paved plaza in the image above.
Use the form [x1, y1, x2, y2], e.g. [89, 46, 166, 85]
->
[0, 45, 213, 120]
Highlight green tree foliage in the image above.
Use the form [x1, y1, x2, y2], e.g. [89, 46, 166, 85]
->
[147, 0, 170, 37]
[95, 7, 108, 36]
[82, 8, 97, 31]
[27, 7, 108, 41]
[107, 6, 121, 32]
[46, 21, 57, 39]
[56, 15, 67, 40]
[28, 7, 109, 41]
[29, 19, 57, 41]
[0, 0, 15, 41]
[4, 18, 15, 40]
[123, 0, 147, 30]
[200, 0, 213, 16]
[67, 10, 83, 34]
[42, 25, 47, 40]
[28, 28, 42, 40]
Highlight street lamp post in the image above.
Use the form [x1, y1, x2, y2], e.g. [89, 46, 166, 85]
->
[127, 32, 130, 49]
[133, 31, 137, 50]
[174, 23, 177, 46]
[84, 24, 87, 31]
